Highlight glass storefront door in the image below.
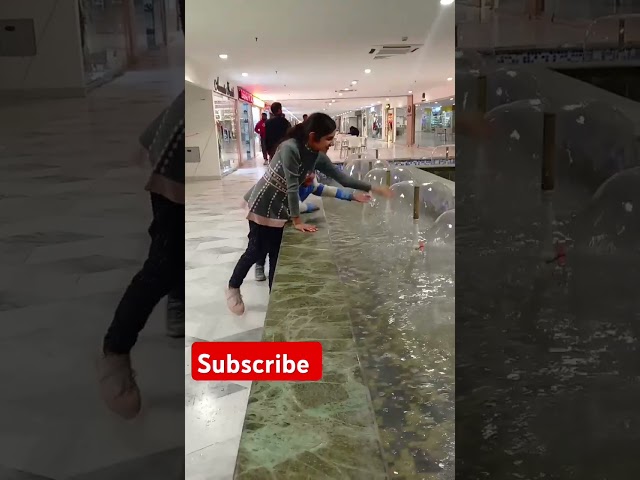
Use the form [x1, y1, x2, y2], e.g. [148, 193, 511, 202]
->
[252, 106, 262, 158]
[213, 95, 240, 175]
[395, 107, 407, 143]
[79, 0, 170, 86]
[239, 102, 255, 161]
[79, 0, 129, 85]
[368, 106, 382, 139]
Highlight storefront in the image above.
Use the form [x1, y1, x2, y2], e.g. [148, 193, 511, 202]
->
[213, 78, 240, 175]
[79, 0, 180, 87]
[385, 105, 395, 143]
[237, 87, 265, 161]
[368, 105, 383, 140]
[415, 102, 455, 146]
[395, 107, 408, 143]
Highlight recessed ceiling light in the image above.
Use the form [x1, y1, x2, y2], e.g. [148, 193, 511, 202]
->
[364, 69, 371, 74]
[339, 93, 343, 96]
[440, 0, 454, 5]
[351, 80, 358, 85]
[447, 77, 453, 81]
[450, 97, 454, 100]
[331, 99, 335, 103]
[408, 90, 412, 94]
[241, 72, 248, 77]
[219, 54, 228, 59]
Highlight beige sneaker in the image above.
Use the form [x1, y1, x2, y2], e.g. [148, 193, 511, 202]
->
[226, 287, 245, 315]
[97, 352, 141, 419]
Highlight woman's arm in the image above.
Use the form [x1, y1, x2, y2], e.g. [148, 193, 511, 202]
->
[315, 155, 371, 192]
[280, 143, 302, 219]
[313, 183, 353, 201]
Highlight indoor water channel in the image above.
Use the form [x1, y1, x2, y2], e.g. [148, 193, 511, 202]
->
[321, 161, 455, 479]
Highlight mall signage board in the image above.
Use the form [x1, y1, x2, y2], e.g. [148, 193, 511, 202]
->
[213, 77, 235, 97]
[238, 87, 253, 104]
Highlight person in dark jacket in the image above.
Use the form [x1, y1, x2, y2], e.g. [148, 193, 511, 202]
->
[349, 126, 360, 136]
[264, 102, 291, 160]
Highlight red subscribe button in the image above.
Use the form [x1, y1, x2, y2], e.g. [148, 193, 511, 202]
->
[191, 342, 323, 381]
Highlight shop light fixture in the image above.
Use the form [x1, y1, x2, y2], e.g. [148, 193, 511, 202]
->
[364, 69, 371, 74]
[219, 54, 228, 59]
[408, 90, 412, 94]
[351, 80, 358, 85]
[447, 77, 453, 81]
[440, 0, 454, 5]
[450, 97, 454, 100]
[241, 73, 248, 77]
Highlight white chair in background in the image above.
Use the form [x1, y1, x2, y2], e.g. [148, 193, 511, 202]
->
[347, 136, 362, 157]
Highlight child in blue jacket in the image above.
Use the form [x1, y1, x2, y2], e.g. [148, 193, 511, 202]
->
[254, 172, 370, 281]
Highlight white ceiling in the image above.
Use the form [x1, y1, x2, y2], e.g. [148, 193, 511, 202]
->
[186, 0, 455, 117]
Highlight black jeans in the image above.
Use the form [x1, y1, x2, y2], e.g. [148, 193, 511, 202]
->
[229, 221, 284, 290]
[103, 193, 184, 354]
[260, 137, 268, 160]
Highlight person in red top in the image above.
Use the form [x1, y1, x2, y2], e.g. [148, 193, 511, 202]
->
[254, 112, 268, 165]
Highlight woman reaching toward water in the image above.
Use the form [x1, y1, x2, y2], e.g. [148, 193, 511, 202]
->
[226, 112, 392, 315]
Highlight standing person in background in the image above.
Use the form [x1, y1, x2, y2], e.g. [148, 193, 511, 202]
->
[265, 102, 291, 160]
[97, 0, 185, 420]
[349, 125, 360, 136]
[254, 112, 268, 165]
[302, 114, 308, 122]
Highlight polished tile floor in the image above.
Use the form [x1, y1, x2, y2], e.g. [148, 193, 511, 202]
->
[185, 168, 269, 480]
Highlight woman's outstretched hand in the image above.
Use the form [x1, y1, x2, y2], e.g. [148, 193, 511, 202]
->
[353, 192, 372, 203]
[371, 186, 393, 198]
[294, 223, 318, 233]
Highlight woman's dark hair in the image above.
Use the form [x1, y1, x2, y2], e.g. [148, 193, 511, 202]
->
[284, 113, 336, 144]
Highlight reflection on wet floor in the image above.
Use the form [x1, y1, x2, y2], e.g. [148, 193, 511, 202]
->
[323, 194, 455, 479]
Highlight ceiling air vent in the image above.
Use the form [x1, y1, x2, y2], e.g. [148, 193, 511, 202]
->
[369, 44, 421, 60]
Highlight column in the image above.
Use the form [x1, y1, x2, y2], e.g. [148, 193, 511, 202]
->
[406, 95, 415, 147]
[185, 83, 222, 180]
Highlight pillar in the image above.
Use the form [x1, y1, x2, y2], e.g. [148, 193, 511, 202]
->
[185, 82, 222, 180]
[406, 95, 415, 147]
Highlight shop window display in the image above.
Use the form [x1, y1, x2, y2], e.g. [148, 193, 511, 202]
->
[239, 102, 255, 161]
[214, 96, 240, 175]
[79, 0, 129, 84]
[78, 0, 172, 86]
